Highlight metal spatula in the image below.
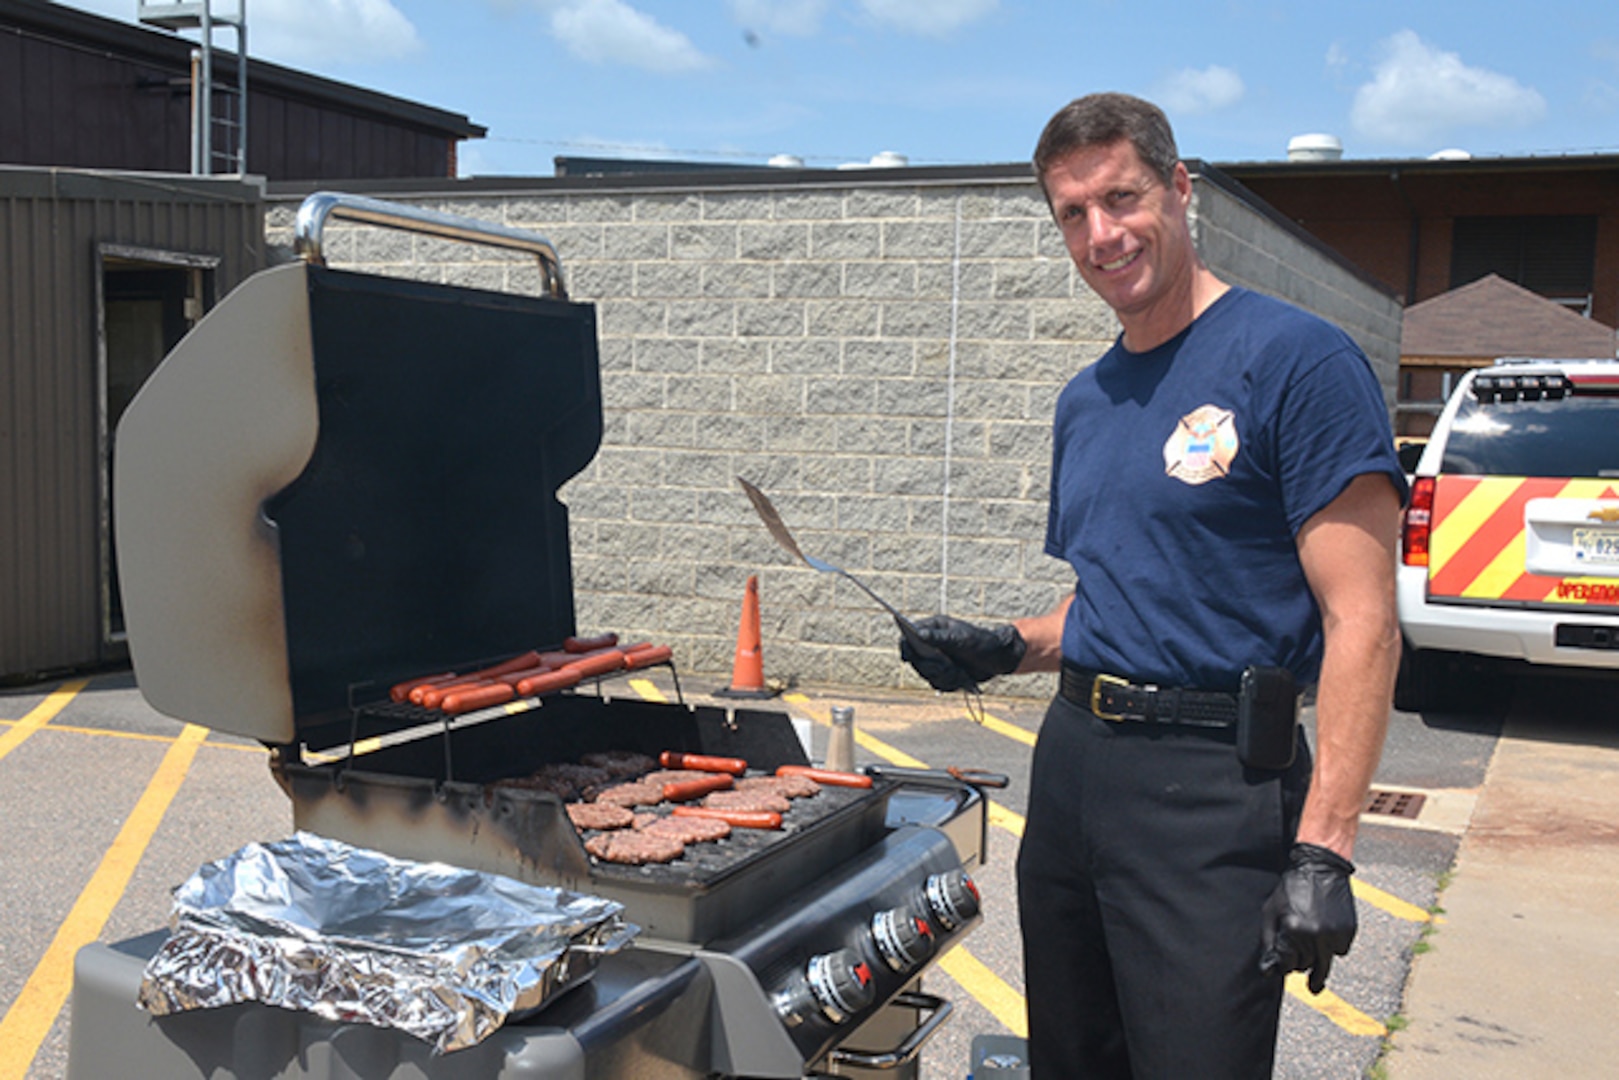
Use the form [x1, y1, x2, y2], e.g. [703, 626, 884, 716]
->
[735, 477, 958, 671]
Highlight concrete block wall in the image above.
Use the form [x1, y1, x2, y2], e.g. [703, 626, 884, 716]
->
[1190, 168, 1406, 408]
[266, 168, 1400, 695]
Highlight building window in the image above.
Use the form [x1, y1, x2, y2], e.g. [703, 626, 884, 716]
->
[1450, 215, 1597, 312]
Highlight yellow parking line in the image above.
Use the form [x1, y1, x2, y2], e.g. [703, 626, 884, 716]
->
[1352, 878, 1432, 923]
[0, 722, 209, 1080]
[0, 679, 88, 763]
[629, 678, 668, 703]
[1286, 973, 1387, 1036]
[989, 802, 1026, 837]
[974, 708, 1037, 747]
[0, 720, 259, 752]
[938, 945, 1028, 1038]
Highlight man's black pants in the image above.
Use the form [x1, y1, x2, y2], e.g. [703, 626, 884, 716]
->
[1016, 691, 1312, 1078]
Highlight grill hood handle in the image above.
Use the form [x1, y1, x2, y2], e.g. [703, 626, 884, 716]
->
[863, 764, 1010, 790]
[294, 191, 569, 300]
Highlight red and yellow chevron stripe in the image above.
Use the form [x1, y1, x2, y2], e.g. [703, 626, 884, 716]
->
[1429, 476, 1619, 609]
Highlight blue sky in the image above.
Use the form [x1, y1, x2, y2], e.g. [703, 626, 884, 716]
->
[59, 1, 1619, 176]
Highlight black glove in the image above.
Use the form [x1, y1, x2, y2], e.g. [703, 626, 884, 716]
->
[899, 615, 1026, 693]
[1260, 842, 1358, 994]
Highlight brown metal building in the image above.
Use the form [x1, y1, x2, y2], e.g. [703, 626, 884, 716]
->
[1219, 154, 1619, 327]
[1, 0, 485, 181]
[2, 0, 493, 681]
[1, 166, 265, 680]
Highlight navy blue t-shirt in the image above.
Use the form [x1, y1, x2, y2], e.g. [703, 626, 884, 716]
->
[1044, 288, 1407, 690]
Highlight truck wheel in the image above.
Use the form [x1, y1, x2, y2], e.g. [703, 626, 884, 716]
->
[1394, 645, 1499, 714]
[1393, 644, 1444, 712]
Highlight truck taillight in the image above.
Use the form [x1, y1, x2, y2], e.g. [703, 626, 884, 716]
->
[1402, 477, 1435, 566]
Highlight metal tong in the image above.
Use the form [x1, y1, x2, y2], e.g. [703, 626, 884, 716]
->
[736, 478, 980, 696]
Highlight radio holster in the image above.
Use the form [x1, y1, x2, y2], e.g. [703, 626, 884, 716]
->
[1237, 665, 1299, 770]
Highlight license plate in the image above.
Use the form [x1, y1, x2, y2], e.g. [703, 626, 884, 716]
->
[1573, 526, 1619, 564]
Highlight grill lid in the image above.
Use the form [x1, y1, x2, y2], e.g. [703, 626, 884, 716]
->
[116, 258, 601, 744]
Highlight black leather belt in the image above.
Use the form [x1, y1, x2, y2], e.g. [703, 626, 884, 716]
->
[1060, 663, 1239, 729]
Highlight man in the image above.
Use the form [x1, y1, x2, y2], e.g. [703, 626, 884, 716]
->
[901, 93, 1406, 1078]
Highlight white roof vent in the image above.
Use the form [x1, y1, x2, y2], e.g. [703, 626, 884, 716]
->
[1287, 133, 1343, 162]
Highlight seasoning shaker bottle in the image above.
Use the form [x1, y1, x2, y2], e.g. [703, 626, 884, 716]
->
[826, 705, 856, 772]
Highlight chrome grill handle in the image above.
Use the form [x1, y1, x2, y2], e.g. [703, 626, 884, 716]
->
[293, 191, 568, 300]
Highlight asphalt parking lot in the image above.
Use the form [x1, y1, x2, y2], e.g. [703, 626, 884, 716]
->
[0, 660, 1517, 1079]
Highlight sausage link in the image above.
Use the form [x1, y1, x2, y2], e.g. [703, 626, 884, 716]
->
[671, 805, 782, 830]
[391, 672, 457, 703]
[659, 751, 747, 776]
[514, 667, 584, 697]
[562, 649, 627, 679]
[439, 682, 517, 715]
[662, 773, 736, 802]
[418, 677, 496, 709]
[775, 764, 873, 789]
[624, 644, 674, 670]
[564, 633, 620, 653]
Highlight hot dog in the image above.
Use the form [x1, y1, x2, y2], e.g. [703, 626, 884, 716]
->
[417, 677, 496, 709]
[624, 644, 674, 670]
[671, 805, 782, 830]
[390, 672, 457, 703]
[439, 682, 517, 715]
[659, 751, 747, 776]
[514, 667, 583, 697]
[563, 632, 620, 653]
[775, 764, 873, 789]
[662, 773, 735, 802]
[561, 649, 627, 679]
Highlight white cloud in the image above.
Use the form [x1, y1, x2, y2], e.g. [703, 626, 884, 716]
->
[251, 0, 422, 65]
[548, 0, 712, 73]
[1351, 30, 1545, 147]
[858, 0, 998, 38]
[60, 0, 421, 65]
[728, 0, 830, 38]
[1156, 64, 1245, 116]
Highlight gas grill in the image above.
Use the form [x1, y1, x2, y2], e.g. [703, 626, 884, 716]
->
[67, 193, 990, 1079]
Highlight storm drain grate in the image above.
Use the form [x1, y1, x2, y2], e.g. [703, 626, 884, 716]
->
[1363, 789, 1426, 819]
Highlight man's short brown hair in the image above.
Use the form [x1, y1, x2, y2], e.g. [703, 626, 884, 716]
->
[1032, 93, 1180, 189]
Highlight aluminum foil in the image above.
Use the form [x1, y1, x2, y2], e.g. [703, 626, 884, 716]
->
[137, 831, 635, 1052]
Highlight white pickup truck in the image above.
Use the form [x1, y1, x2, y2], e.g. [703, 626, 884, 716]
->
[1396, 358, 1619, 711]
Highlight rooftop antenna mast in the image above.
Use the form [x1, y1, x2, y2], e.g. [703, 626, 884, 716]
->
[138, 1, 248, 175]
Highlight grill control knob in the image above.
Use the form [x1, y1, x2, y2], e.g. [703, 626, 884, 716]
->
[872, 905, 936, 971]
[804, 948, 875, 1024]
[924, 869, 980, 931]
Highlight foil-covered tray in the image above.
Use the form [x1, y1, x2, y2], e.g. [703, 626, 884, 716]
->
[137, 832, 636, 1052]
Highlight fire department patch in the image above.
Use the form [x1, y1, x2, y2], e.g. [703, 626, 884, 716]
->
[1163, 404, 1239, 485]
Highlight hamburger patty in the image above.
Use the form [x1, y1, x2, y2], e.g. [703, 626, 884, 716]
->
[566, 802, 635, 831]
[705, 789, 791, 814]
[641, 814, 731, 844]
[584, 830, 685, 865]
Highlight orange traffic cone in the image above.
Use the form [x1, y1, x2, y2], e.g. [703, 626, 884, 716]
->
[716, 574, 776, 698]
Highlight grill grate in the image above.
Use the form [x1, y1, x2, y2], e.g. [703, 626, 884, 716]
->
[1363, 788, 1426, 819]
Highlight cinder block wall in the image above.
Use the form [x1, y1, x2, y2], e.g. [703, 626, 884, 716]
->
[266, 167, 1399, 695]
[1190, 168, 1406, 409]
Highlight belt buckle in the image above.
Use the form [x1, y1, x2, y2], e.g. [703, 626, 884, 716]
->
[1090, 673, 1131, 721]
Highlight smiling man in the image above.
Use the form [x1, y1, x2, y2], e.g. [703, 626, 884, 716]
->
[900, 93, 1407, 1078]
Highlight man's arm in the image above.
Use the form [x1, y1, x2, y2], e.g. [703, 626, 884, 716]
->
[1013, 594, 1072, 673]
[1293, 471, 1403, 860]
